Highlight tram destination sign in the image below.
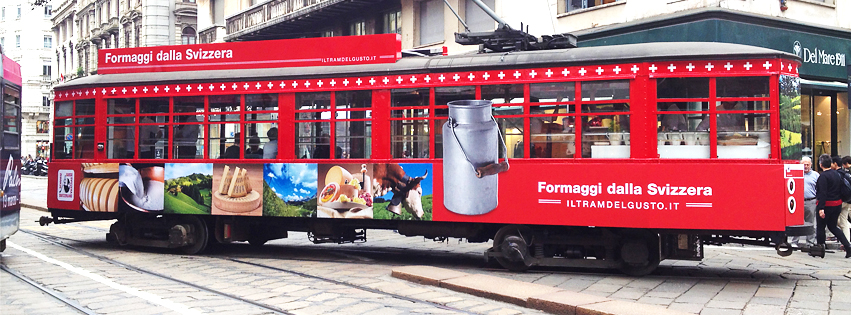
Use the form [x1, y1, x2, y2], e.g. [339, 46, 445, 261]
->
[98, 34, 401, 74]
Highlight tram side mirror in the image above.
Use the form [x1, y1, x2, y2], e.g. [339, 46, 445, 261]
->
[97, 143, 104, 151]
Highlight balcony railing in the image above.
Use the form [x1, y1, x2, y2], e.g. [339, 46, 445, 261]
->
[226, 0, 328, 34]
[199, 25, 224, 44]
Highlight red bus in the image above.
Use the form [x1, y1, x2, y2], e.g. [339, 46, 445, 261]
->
[46, 34, 805, 275]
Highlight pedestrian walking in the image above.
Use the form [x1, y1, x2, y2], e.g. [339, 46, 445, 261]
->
[813, 154, 851, 258]
[791, 156, 818, 247]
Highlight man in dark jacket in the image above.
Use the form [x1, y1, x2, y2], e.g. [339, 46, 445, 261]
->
[814, 154, 851, 258]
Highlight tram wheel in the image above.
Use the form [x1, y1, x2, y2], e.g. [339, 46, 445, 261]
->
[493, 225, 534, 272]
[180, 216, 209, 255]
[617, 231, 660, 276]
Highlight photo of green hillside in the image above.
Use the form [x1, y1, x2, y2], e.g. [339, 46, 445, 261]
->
[164, 163, 213, 215]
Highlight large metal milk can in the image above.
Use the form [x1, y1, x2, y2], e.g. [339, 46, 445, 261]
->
[443, 100, 509, 215]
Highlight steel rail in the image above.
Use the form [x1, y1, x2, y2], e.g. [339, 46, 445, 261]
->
[0, 264, 99, 315]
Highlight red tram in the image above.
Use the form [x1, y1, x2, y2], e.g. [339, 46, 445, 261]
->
[45, 34, 806, 275]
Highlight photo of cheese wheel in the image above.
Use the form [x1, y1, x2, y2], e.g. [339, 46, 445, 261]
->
[319, 182, 340, 204]
[81, 163, 119, 174]
[79, 178, 119, 212]
[212, 190, 261, 213]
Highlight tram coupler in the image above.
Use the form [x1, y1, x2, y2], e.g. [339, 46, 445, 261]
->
[38, 216, 53, 226]
[775, 241, 793, 257]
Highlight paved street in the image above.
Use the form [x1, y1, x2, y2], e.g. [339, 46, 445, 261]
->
[2, 176, 850, 315]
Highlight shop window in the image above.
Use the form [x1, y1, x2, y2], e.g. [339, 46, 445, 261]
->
[530, 82, 576, 158]
[349, 20, 366, 36]
[418, 0, 444, 45]
[391, 88, 430, 158]
[579, 80, 630, 158]
[434, 86, 476, 158]
[335, 91, 372, 159]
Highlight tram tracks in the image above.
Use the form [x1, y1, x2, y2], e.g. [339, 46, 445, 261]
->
[0, 264, 99, 315]
[15, 228, 480, 315]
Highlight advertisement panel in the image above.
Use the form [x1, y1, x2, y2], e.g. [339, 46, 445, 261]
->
[97, 34, 402, 74]
[45, 161, 798, 232]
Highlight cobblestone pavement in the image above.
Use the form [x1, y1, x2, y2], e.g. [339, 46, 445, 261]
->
[4, 177, 851, 315]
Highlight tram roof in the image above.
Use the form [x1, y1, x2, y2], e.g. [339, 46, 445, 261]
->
[56, 42, 798, 90]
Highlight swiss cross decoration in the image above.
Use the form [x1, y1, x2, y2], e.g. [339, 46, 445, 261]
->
[54, 59, 799, 100]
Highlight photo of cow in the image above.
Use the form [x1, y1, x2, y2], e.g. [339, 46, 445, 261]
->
[372, 163, 432, 221]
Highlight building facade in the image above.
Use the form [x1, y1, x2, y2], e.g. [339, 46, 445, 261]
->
[54, 0, 198, 78]
[1, 0, 56, 159]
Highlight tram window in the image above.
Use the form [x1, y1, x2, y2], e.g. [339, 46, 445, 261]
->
[75, 126, 95, 159]
[531, 82, 575, 103]
[107, 126, 134, 159]
[138, 118, 168, 159]
[75, 99, 96, 115]
[391, 120, 429, 158]
[717, 77, 769, 98]
[657, 102, 711, 159]
[75, 99, 96, 125]
[530, 115, 574, 159]
[174, 96, 205, 114]
[4, 105, 18, 133]
[295, 92, 331, 121]
[173, 121, 202, 159]
[173, 96, 204, 159]
[498, 117, 524, 158]
[716, 112, 771, 159]
[391, 89, 430, 158]
[209, 95, 241, 122]
[109, 98, 136, 114]
[246, 94, 278, 121]
[55, 101, 73, 117]
[244, 122, 276, 159]
[107, 98, 137, 159]
[656, 77, 709, 99]
[53, 125, 72, 159]
[210, 123, 240, 159]
[482, 84, 523, 104]
[139, 97, 169, 114]
[435, 86, 475, 106]
[296, 121, 331, 159]
[335, 91, 372, 159]
[581, 80, 629, 101]
[336, 120, 371, 159]
[581, 114, 629, 158]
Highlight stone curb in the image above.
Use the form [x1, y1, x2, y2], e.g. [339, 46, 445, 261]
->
[391, 265, 695, 315]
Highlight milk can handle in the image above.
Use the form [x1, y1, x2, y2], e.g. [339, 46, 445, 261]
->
[448, 117, 510, 178]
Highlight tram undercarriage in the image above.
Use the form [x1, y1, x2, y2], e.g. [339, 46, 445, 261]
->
[40, 211, 804, 276]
